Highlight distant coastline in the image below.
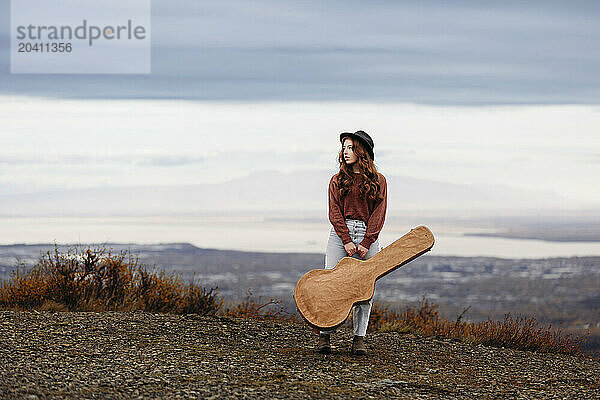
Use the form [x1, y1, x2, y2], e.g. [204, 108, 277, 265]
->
[464, 230, 600, 242]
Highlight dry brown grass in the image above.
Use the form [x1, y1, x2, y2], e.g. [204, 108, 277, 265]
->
[367, 298, 589, 357]
[0, 244, 223, 315]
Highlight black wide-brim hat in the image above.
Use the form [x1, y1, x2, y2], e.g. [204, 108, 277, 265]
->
[340, 130, 375, 160]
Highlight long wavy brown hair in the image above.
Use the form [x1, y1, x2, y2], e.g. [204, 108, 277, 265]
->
[337, 137, 384, 203]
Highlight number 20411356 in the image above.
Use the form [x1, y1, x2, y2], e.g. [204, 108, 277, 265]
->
[18, 42, 72, 52]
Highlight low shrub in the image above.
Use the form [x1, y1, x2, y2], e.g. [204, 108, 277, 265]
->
[369, 298, 587, 356]
[0, 244, 222, 315]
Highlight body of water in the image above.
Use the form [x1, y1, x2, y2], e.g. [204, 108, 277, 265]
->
[2, 216, 600, 259]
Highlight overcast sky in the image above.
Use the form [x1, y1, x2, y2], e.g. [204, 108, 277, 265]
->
[0, 1, 599, 209]
[1, 0, 599, 102]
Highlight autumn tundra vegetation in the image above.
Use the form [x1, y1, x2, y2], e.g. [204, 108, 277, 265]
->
[0, 244, 591, 358]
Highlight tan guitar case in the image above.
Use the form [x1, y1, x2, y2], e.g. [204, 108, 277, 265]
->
[294, 226, 435, 330]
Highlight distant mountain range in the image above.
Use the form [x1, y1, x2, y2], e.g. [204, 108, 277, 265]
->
[0, 169, 592, 217]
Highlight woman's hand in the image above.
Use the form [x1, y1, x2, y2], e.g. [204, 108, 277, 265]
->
[356, 244, 369, 258]
[344, 242, 357, 256]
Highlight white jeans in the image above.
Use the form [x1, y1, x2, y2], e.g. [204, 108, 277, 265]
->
[320, 219, 380, 337]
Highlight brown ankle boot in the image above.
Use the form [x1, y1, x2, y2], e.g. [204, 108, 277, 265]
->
[317, 333, 331, 354]
[352, 335, 367, 356]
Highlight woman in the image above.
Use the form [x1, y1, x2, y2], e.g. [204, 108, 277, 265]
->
[318, 130, 387, 356]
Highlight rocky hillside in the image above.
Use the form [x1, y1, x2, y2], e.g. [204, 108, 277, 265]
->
[1, 311, 598, 399]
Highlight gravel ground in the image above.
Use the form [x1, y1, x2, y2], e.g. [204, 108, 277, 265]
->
[1, 310, 599, 399]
